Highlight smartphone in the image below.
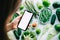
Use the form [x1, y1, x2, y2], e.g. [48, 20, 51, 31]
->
[18, 11, 33, 30]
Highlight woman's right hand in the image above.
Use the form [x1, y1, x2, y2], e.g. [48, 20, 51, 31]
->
[6, 16, 22, 32]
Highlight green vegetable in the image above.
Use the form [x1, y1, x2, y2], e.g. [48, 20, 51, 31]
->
[56, 8, 60, 22]
[30, 32, 36, 38]
[13, 30, 19, 39]
[21, 30, 36, 40]
[18, 28, 21, 36]
[21, 34, 24, 40]
[19, 5, 24, 10]
[37, 4, 43, 9]
[36, 29, 41, 34]
[25, 0, 38, 17]
[39, 8, 52, 24]
[58, 34, 60, 40]
[43, 0, 50, 7]
[51, 14, 56, 25]
[53, 2, 60, 8]
[23, 30, 30, 36]
[55, 24, 60, 31]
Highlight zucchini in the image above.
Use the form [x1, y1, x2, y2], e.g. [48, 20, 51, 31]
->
[51, 14, 56, 25]
[56, 8, 60, 22]
[58, 34, 60, 40]
[18, 28, 22, 36]
[53, 2, 60, 8]
[13, 30, 19, 39]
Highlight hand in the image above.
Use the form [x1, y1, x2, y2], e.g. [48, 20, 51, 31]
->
[6, 16, 22, 32]
[12, 16, 22, 29]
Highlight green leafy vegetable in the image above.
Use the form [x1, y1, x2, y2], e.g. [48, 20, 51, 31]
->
[13, 30, 19, 39]
[19, 5, 24, 10]
[30, 32, 36, 38]
[21, 34, 24, 40]
[56, 8, 60, 22]
[36, 29, 41, 34]
[53, 2, 60, 8]
[39, 8, 52, 24]
[21, 30, 37, 40]
[55, 24, 60, 31]
[25, 0, 38, 17]
[58, 34, 60, 40]
[43, 0, 50, 7]
[51, 14, 56, 25]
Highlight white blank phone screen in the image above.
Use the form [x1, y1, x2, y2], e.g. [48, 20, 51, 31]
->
[18, 11, 33, 30]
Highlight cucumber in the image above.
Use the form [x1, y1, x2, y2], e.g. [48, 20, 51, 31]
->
[58, 34, 60, 40]
[53, 2, 60, 8]
[18, 28, 21, 36]
[13, 30, 19, 39]
[51, 14, 56, 25]
[56, 8, 60, 22]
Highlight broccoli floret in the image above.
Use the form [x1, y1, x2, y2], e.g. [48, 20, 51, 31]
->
[30, 32, 36, 38]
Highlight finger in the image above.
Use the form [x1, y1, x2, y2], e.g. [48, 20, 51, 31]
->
[11, 16, 22, 29]
[15, 16, 22, 20]
[15, 16, 22, 22]
[12, 15, 22, 22]
[12, 23, 17, 29]
[16, 16, 22, 20]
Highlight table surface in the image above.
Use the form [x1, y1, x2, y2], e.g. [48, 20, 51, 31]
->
[8, 0, 60, 40]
